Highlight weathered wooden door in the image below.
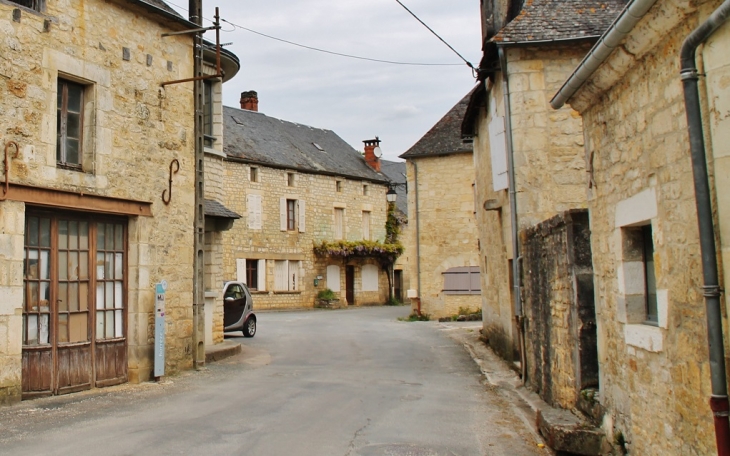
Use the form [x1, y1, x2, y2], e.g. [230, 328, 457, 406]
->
[394, 270, 403, 302]
[22, 213, 127, 398]
[346, 266, 355, 305]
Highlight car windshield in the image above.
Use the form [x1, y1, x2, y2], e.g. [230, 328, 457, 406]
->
[224, 284, 244, 300]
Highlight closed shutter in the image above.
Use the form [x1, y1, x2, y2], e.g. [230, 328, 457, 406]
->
[443, 266, 481, 295]
[298, 200, 306, 232]
[247, 194, 262, 230]
[362, 264, 379, 291]
[257, 259, 266, 291]
[288, 261, 300, 291]
[334, 208, 344, 239]
[236, 259, 246, 283]
[489, 115, 508, 191]
[326, 265, 340, 292]
[362, 211, 371, 240]
[274, 260, 288, 290]
[279, 198, 287, 231]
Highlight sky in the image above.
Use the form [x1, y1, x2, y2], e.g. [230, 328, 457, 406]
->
[167, 0, 483, 161]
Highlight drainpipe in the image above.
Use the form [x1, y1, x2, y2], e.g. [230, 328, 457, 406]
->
[498, 46, 527, 383]
[414, 161, 422, 316]
[680, 2, 730, 454]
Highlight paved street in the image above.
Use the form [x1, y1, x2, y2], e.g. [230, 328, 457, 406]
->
[0, 307, 543, 456]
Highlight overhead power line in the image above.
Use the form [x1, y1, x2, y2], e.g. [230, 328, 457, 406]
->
[164, 0, 465, 67]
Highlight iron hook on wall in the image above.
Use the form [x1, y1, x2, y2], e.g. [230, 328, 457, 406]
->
[3, 141, 19, 198]
[162, 158, 180, 205]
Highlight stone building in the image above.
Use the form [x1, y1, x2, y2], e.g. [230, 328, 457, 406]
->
[551, 0, 730, 453]
[400, 93, 481, 320]
[0, 0, 240, 404]
[219, 93, 393, 310]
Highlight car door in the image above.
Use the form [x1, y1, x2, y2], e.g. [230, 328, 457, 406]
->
[223, 283, 247, 328]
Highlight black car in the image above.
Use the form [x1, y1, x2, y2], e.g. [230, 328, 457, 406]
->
[223, 281, 256, 337]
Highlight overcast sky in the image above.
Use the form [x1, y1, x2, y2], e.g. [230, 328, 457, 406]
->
[168, 0, 482, 161]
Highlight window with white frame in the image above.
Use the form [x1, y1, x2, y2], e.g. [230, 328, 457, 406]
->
[280, 198, 305, 232]
[442, 266, 481, 295]
[621, 224, 658, 325]
[237, 259, 266, 291]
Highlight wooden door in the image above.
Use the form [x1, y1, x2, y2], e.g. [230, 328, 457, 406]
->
[346, 266, 355, 305]
[394, 270, 403, 302]
[22, 213, 127, 398]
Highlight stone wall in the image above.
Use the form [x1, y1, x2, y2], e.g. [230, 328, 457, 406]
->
[222, 160, 390, 309]
[0, 0, 197, 399]
[404, 153, 481, 319]
[567, 1, 730, 452]
[472, 43, 592, 362]
[521, 209, 597, 410]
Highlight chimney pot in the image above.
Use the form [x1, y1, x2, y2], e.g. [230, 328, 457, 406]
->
[240, 90, 259, 112]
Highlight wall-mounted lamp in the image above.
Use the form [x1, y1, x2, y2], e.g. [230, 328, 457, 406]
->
[386, 182, 407, 203]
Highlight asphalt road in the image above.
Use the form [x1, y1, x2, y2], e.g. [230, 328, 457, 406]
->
[0, 306, 542, 456]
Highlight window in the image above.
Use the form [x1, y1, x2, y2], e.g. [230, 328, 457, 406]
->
[280, 198, 305, 232]
[246, 260, 258, 290]
[11, 0, 44, 11]
[336, 181, 342, 192]
[622, 224, 657, 324]
[203, 80, 215, 147]
[57, 79, 85, 169]
[362, 211, 371, 240]
[442, 266, 481, 295]
[250, 167, 259, 182]
[363, 184, 369, 196]
[334, 208, 344, 240]
[287, 173, 295, 187]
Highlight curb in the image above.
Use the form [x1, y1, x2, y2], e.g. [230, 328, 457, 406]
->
[205, 340, 242, 363]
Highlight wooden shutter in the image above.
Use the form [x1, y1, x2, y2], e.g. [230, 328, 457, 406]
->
[298, 200, 306, 232]
[257, 259, 266, 291]
[361, 264, 378, 291]
[279, 198, 287, 231]
[247, 194, 262, 230]
[274, 260, 288, 290]
[288, 261, 300, 291]
[326, 265, 340, 292]
[236, 259, 246, 283]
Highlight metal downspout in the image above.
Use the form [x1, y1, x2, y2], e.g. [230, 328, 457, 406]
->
[498, 46, 527, 382]
[680, 2, 730, 453]
[414, 161, 422, 316]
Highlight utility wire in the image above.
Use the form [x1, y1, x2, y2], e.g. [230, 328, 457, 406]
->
[394, 0, 475, 69]
[164, 0, 464, 66]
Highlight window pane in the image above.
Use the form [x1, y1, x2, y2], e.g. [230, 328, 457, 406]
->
[115, 253, 123, 279]
[105, 311, 114, 338]
[40, 282, 50, 310]
[26, 250, 39, 279]
[58, 282, 68, 312]
[97, 223, 105, 250]
[27, 217, 39, 246]
[58, 314, 69, 343]
[27, 282, 38, 310]
[58, 251, 68, 281]
[40, 218, 51, 247]
[115, 310, 123, 338]
[79, 252, 88, 279]
[27, 315, 38, 345]
[79, 221, 89, 250]
[69, 252, 79, 280]
[115, 282, 123, 309]
[96, 283, 104, 309]
[67, 83, 83, 112]
[115, 224, 124, 250]
[69, 221, 78, 250]
[105, 282, 113, 308]
[69, 283, 79, 312]
[70, 313, 87, 343]
[105, 224, 114, 250]
[105, 253, 113, 280]
[65, 138, 79, 165]
[96, 311, 104, 340]
[40, 314, 49, 344]
[96, 252, 105, 280]
[59, 221, 68, 249]
[79, 283, 88, 311]
[40, 251, 50, 280]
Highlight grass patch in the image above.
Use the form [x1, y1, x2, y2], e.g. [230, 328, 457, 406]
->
[398, 312, 430, 322]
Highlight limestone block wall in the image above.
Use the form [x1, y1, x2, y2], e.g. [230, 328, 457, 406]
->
[404, 153, 481, 319]
[222, 160, 390, 309]
[0, 0, 197, 391]
[0, 201, 25, 405]
[573, 6, 726, 453]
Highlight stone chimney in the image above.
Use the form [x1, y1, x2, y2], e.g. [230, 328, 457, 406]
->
[363, 137, 381, 172]
[240, 90, 258, 112]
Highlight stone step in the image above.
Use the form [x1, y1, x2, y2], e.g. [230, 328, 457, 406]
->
[537, 407, 605, 456]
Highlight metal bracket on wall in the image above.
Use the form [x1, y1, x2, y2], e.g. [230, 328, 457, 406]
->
[2, 141, 19, 200]
[162, 159, 180, 205]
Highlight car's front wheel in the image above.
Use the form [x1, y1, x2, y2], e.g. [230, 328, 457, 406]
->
[243, 317, 256, 338]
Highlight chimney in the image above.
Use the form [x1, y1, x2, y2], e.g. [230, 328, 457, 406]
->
[240, 90, 258, 112]
[363, 137, 381, 172]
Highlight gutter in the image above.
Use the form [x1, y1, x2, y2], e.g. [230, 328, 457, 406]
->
[550, 0, 659, 109]
[680, 1, 730, 453]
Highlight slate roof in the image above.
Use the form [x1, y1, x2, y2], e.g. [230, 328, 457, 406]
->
[380, 160, 408, 216]
[493, 0, 627, 43]
[204, 199, 241, 219]
[140, 0, 181, 17]
[223, 106, 389, 184]
[399, 92, 474, 159]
